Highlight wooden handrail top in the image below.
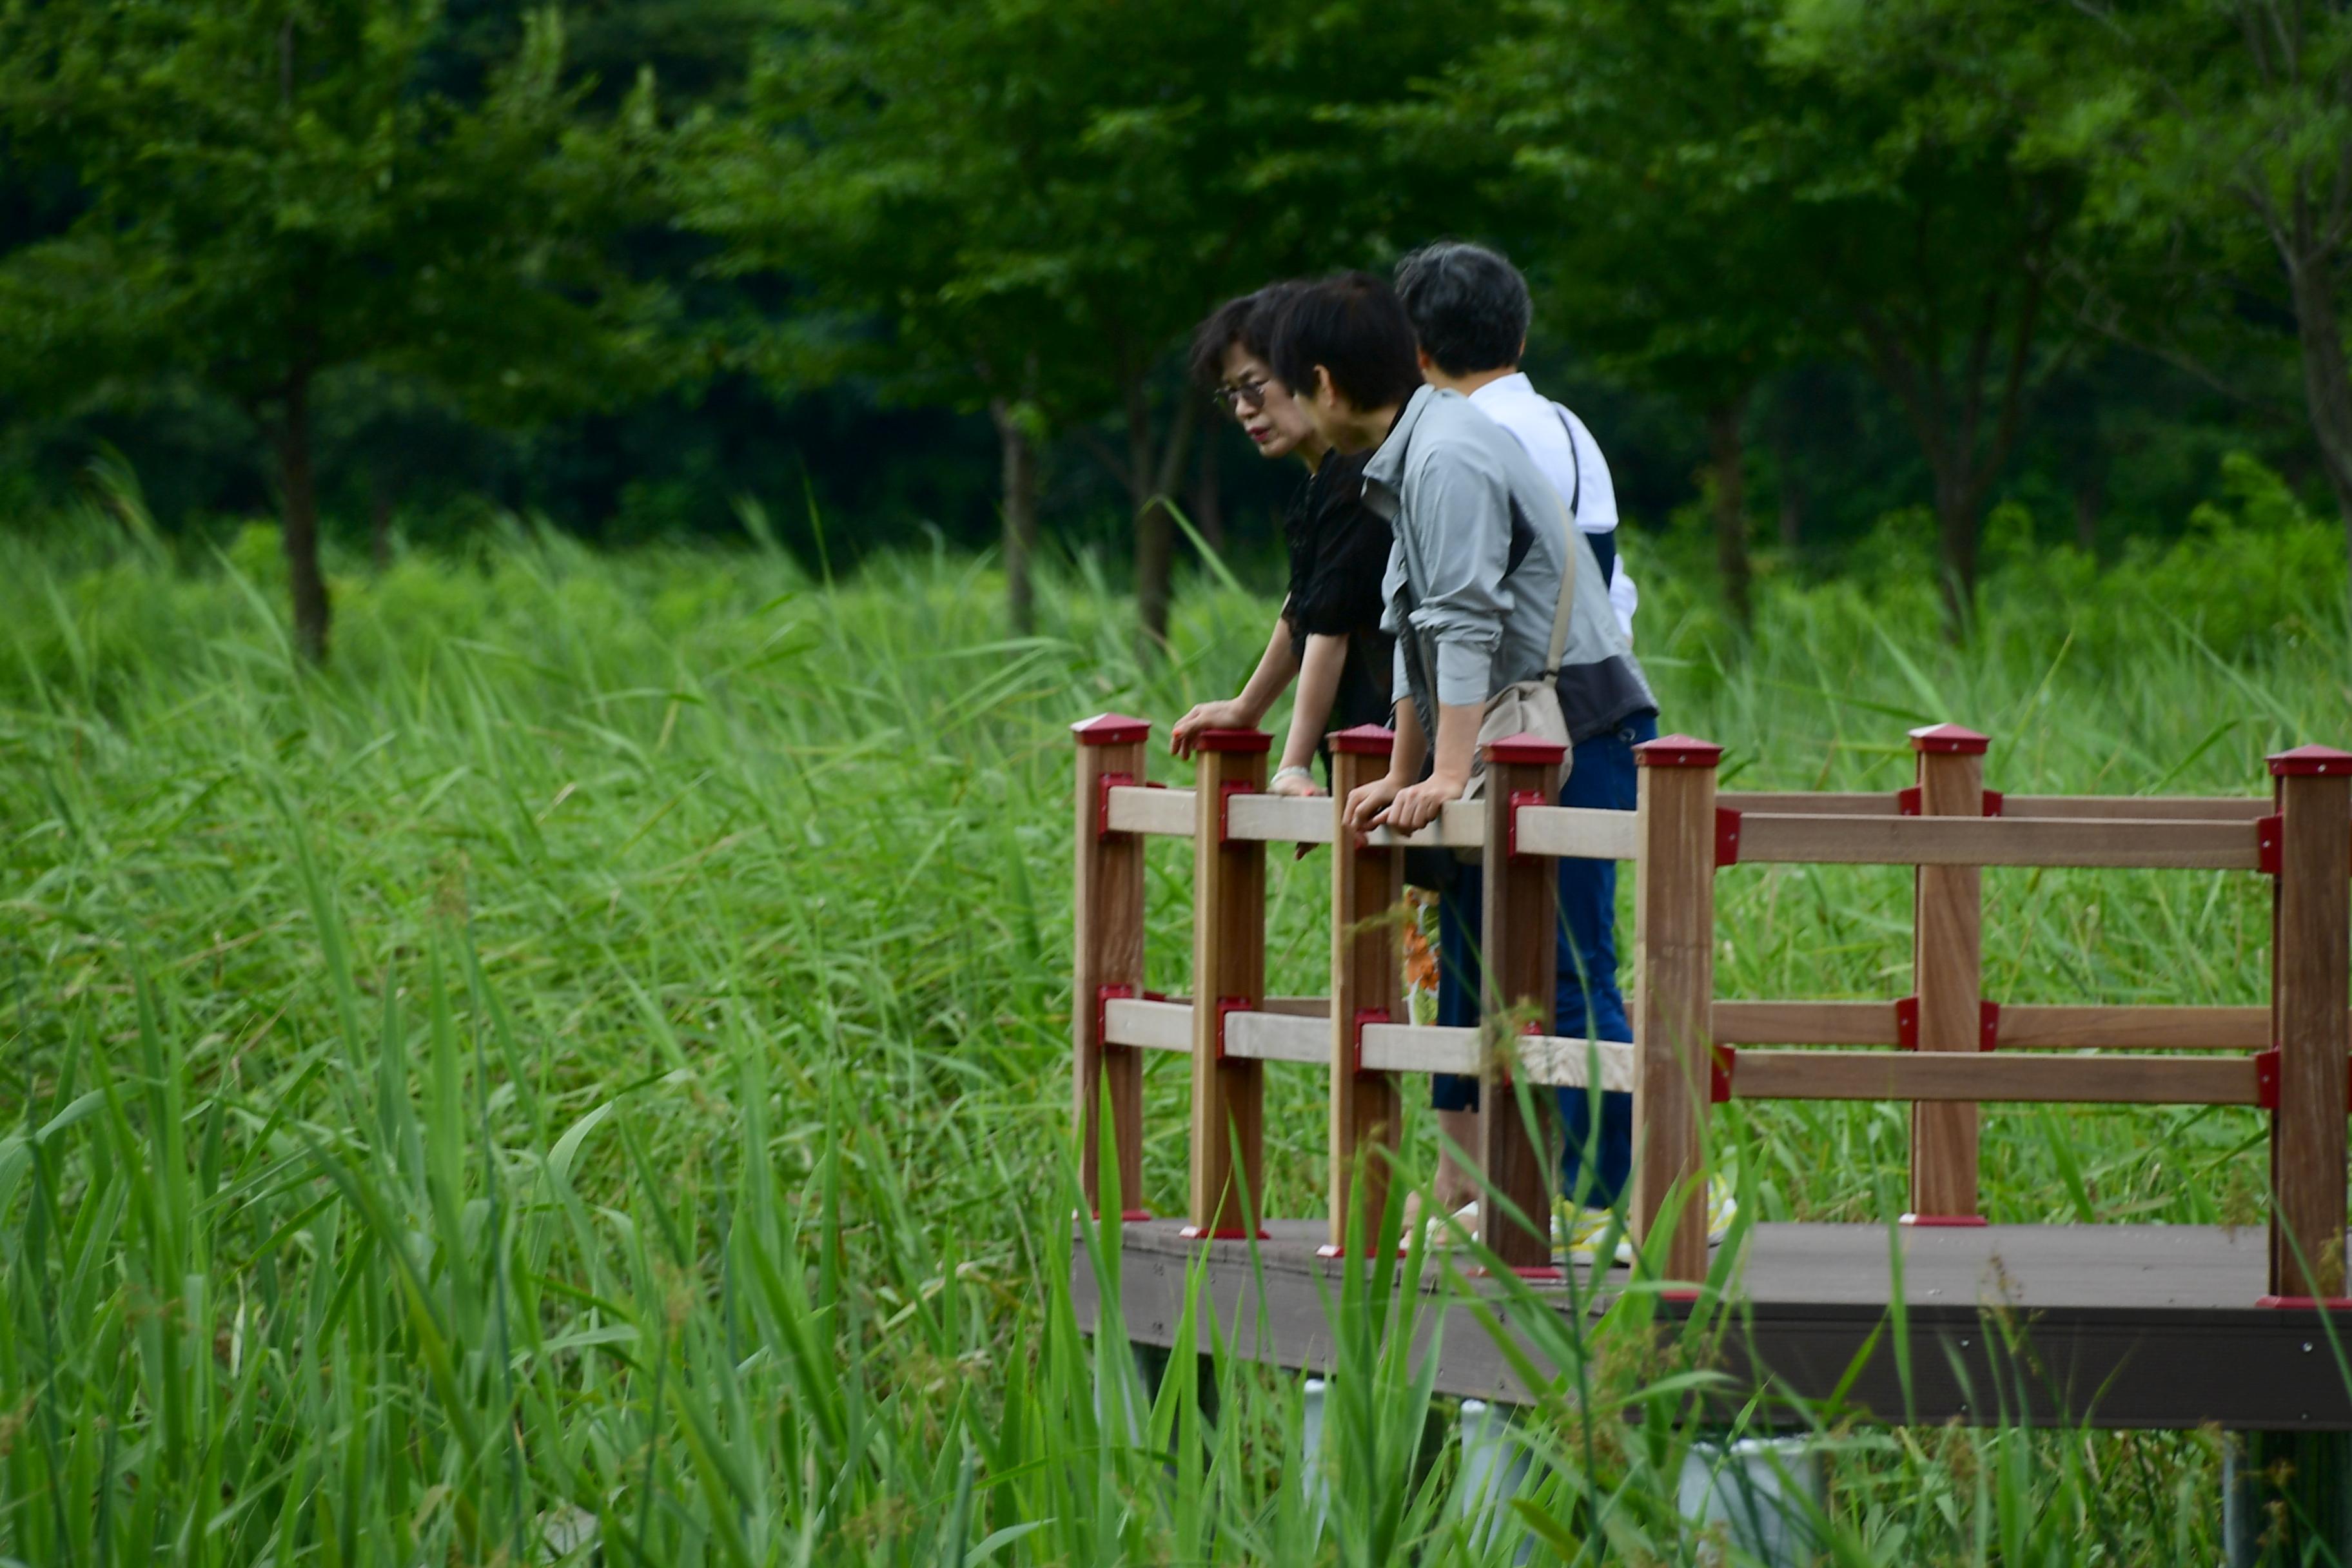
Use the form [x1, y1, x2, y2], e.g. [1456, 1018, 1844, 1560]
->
[1100, 999, 1632, 1090]
[1736, 812, 2263, 870]
[1113, 787, 2288, 855]
[1728, 1049, 2260, 1106]
[1720, 791, 2277, 822]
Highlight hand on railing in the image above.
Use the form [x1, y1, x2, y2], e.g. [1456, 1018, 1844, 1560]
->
[1170, 698, 1259, 758]
[1266, 767, 1326, 798]
[1340, 773, 1403, 838]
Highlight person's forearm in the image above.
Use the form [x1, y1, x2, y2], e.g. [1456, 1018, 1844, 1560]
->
[1231, 612, 1302, 725]
[1388, 700, 1429, 783]
[1280, 634, 1348, 772]
[1428, 700, 1480, 789]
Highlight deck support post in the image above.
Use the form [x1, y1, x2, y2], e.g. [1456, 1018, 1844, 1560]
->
[1631, 734, 1720, 1282]
[1186, 728, 1269, 1239]
[2266, 744, 2351, 1299]
[1328, 726, 1404, 1254]
[1072, 715, 1152, 1220]
[2225, 1431, 2352, 1568]
[1478, 734, 1566, 1271]
[1909, 723, 1990, 1220]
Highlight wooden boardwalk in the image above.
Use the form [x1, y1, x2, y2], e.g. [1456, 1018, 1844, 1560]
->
[1073, 1219, 2352, 1431]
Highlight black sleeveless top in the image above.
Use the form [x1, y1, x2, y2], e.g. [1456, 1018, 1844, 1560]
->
[1281, 448, 1395, 755]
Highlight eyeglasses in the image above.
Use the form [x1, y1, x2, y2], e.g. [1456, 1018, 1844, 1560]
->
[1213, 375, 1276, 414]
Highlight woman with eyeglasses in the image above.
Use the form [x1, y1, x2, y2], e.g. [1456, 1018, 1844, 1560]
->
[1169, 283, 1398, 795]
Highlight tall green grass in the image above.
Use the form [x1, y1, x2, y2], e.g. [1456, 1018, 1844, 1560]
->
[2, 488, 2346, 1562]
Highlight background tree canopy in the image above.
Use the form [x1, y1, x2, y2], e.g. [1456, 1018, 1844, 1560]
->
[0, 0, 2343, 648]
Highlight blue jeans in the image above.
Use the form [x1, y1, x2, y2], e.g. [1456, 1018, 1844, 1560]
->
[1431, 710, 1658, 1207]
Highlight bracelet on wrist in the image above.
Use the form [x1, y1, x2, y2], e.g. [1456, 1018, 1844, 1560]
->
[1269, 765, 1315, 786]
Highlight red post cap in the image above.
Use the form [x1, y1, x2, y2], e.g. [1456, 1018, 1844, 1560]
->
[2268, 744, 2352, 777]
[1481, 732, 1567, 767]
[1072, 712, 1151, 747]
[1908, 723, 1990, 756]
[1193, 727, 1272, 754]
[1635, 734, 1723, 769]
[1328, 724, 1396, 756]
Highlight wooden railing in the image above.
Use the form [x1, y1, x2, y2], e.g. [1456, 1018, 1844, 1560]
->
[1071, 715, 2352, 1300]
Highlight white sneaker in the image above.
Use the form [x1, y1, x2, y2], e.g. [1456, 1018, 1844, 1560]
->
[1422, 1200, 1479, 1250]
[1556, 1179, 1738, 1266]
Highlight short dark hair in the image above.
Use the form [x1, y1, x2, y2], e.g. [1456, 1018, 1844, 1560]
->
[1187, 281, 1304, 390]
[1393, 241, 1531, 376]
[1265, 271, 1423, 412]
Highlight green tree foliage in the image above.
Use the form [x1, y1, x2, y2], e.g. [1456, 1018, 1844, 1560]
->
[679, 0, 1474, 642]
[1431, 0, 2081, 625]
[1840, 0, 2352, 614]
[0, 0, 674, 660]
[1430, 0, 1816, 627]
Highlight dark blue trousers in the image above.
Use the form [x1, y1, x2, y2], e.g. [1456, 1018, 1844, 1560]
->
[1432, 710, 1658, 1207]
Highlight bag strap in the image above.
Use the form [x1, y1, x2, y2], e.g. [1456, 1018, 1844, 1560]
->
[1540, 406, 1585, 675]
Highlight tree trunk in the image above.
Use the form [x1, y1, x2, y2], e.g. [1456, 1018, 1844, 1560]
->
[1124, 382, 1197, 654]
[2073, 470, 2102, 556]
[1778, 473, 1803, 554]
[2281, 240, 2352, 615]
[1190, 440, 1224, 553]
[1707, 395, 1752, 629]
[272, 370, 331, 663]
[369, 473, 393, 572]
[990, 397, 1040, 636]
[1930, 459, 1979, 630]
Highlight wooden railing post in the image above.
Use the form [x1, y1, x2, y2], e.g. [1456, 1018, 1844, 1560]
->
[1631, 734, 1720, 1282]
[1328, 725, 1404, 1255]
[1072, 713, 1151, 1220]
[1909, 723, 1990, 1222]
[2268, 744, 2351, 1300]
[1186, 728, 1269, 1239]
[1480, 734, 1566, 1274]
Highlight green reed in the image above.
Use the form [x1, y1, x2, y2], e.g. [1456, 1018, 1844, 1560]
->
[1, 507, 2344, 1562]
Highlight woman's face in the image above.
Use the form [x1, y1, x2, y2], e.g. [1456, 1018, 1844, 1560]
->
[1219, 344, 1318, 462]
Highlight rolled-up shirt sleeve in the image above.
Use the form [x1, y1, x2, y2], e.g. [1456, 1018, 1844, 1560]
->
[1402, 451, 1514, 708]
[1379, 542, 1410, 697]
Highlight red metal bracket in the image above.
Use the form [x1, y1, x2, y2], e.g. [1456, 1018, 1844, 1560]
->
[1506, 789, 1547, 859]
[2252, 1048, 2352, 1112]
[1217, 778, 1254, 846]
[1095, 983, 1133, 1044]
[1212, 995, 1251, 1062]
[2257, 813, 2283, 876]
[1898, 785, 2001, 818]
[1710, 1045, 1735, 1104]
[1095, 770, 1134, 839]
[1894, 995, 1998, 1050]
[1351, 1006, 1391, 1075]
[1714, 807, 1742, 867]
[1094, 773, 1164, 839]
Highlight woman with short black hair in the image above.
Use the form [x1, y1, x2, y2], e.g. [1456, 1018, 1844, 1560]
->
[1169, 285, 1398, 795]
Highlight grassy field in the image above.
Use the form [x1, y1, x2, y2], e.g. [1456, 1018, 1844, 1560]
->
[3, 480, 2348, 1563]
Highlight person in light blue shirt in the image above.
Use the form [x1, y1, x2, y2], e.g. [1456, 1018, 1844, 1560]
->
[1390, 242, 1664, 1231]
